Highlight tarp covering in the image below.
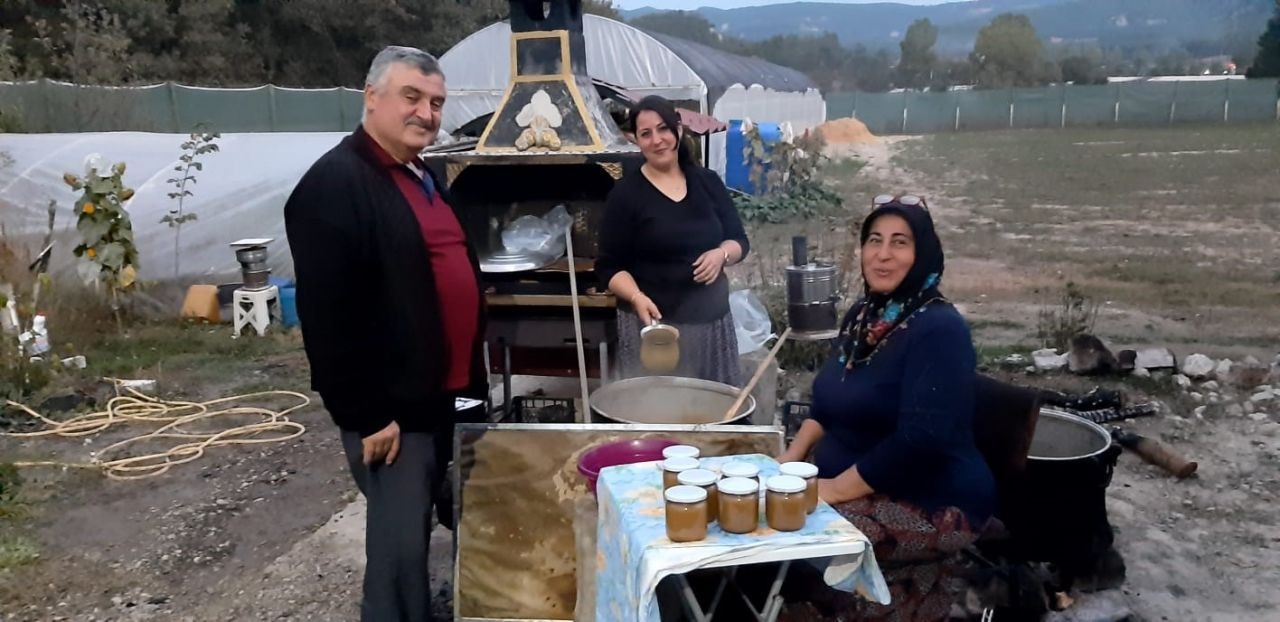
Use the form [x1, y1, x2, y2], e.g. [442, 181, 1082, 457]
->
[440, 14, 823, 176]
[0, 80, 364, 134]
[0, 132, 346, 282]
[643, 30, 817, 105]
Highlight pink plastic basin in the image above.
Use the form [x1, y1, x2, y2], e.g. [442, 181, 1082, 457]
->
[578, 437, 679, 495]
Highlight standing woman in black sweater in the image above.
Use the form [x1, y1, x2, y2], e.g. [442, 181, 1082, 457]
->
[596, 96, 751, 386]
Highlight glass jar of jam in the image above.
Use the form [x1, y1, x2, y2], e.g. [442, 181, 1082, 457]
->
[677, 468, 720, 524]
[765, 475, 807, 532]
[716, 476, 760, 534]
[663, 445, 700, 460]
[779, 462, 820, 514]
[664, 485, 708, 543]
[662, 456, 700, 490]
[720, 461, 759, 487]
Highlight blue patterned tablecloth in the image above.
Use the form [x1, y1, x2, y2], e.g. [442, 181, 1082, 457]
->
[595, 453, 890, 622]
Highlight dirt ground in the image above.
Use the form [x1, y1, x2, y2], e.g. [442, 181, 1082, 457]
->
[0, 331, 376, 621]
[781, 125, 1280, 621]
[3, 124, 1279, 621]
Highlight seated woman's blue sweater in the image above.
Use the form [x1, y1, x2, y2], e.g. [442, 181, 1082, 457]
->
[810, 301, 995, 527]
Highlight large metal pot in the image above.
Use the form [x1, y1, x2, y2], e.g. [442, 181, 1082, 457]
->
[1000, 408, 1120, 575]
[234, 246, 268, 267]
[241, 268, 271, 290]
[786, 262, 839, 332]
[785, 262, 837, 303]
[589, 376, 755, 425]
[234, 245, 272, 290]
[787, 301, 838, 333]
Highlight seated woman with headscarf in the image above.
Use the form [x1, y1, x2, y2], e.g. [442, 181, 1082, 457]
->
[779, 194, 994, 622]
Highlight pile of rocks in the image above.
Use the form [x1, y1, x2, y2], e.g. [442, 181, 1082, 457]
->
[1171, 353, 1279, 425]
[1009, 336, 1279, 425]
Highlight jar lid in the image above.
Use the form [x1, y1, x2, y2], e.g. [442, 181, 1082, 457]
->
[665, 484, 707, 504]
[678, 468, 718, 487]
[779, 462, 818, 479]
[717, 476, 759, 495]
[662, 456, 700, 472]
[721, 461, 759, 479]
[766, 475, 807, 494]
[663, 445, 701, 460]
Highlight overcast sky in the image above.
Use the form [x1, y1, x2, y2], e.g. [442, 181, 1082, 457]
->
[613, 0, 967, 9]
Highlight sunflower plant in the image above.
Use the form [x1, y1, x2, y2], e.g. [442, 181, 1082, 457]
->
[63, 154, 139, 327]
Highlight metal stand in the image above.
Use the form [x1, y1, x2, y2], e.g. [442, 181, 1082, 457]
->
[672, 560, 792, 622]
[785, 329, 840, 374]
[231, 285, 280, 337]
[486, 335, 612, 423]
[598, 340, 610, 385]
[502, 337, 512, 421]
[788, 328, 839, 342]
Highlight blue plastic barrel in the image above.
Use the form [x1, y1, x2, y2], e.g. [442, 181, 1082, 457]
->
[724, 120, 783, 195]
[279, 286, 299, 328]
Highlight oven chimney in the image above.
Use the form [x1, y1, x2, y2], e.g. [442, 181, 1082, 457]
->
[477, 0, 630, 153]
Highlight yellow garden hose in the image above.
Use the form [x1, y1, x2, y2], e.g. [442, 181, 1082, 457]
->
[2, 379, 312, 480]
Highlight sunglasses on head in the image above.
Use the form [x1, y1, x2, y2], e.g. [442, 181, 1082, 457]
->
[872, 194, 929, 211]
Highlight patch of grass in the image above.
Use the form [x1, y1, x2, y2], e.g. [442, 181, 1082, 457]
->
[974, 343, 1036, 369]
[822, 157, 866, 180]
[0, 463, 21, 520]
[0, 464, 35, 573]
[1036, 281, 1099, 351]
[76, 322, 302, 382]
[968, 318, 1023, 332]
[0, 536, 39, 572]
[886, 125, 1280, 353]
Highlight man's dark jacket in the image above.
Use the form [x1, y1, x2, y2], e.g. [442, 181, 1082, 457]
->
[284, 126, 487, 437]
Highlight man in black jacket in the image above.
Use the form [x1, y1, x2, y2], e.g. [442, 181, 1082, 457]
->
[284, 45, 486, 621]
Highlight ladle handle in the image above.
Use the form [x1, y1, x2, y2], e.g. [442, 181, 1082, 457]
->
[723, 327, 792, 421]
[1113, 428, 1197, 479]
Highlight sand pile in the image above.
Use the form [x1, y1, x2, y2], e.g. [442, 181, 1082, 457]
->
[817, 117, 878, 144]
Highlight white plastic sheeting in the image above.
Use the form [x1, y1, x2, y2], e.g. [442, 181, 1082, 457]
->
[0, 131, 346, 282]
[440, 14, 825, 177]
[440, 14, 707, 134]
[707, 85, 827, 177]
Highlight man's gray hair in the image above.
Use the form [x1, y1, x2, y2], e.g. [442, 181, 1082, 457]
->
[365, 45, 444, 91]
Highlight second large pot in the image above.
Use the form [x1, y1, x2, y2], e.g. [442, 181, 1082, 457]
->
[999, 408, 1120, 575]
[589, 376, 756, 425]
[785, 262, 838, 303]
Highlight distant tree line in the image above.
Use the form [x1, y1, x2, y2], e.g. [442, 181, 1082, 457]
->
[0, 0, 1276, 93]
[1249, 0, 1280, 78]
[0, 0, 617, 87]
[633, 8, 1280, 92]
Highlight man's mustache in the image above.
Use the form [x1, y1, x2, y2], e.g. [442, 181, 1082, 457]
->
[405, 117, 437, 130]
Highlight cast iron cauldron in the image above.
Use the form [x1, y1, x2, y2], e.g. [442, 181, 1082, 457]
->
[1000, 408, 1121, 576]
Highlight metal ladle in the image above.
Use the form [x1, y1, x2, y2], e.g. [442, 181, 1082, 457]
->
[639, 321, 680, 373]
